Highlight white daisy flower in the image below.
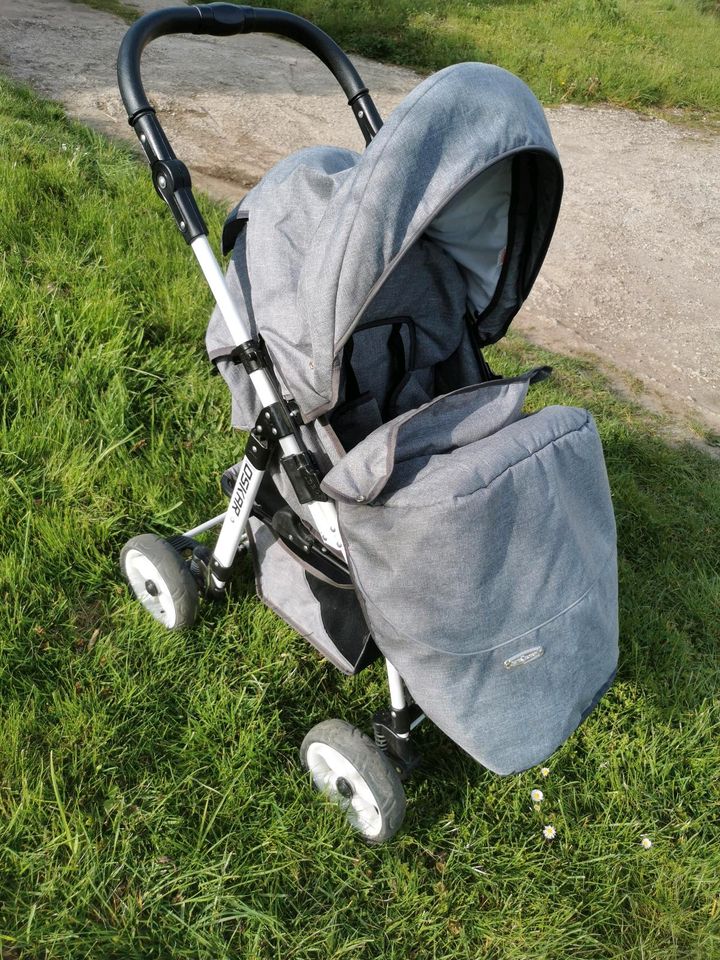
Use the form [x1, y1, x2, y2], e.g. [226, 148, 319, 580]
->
[543, 825, 557, 840]
[541, 767, 550, 778]
[641, 837, 653, 849]
[530, 789, 544, 803]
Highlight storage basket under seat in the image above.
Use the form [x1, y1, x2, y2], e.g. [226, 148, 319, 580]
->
[321, 372, 619, 774]
[246, 517, 378, 676]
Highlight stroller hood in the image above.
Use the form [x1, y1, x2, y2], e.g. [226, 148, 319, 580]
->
[210, 61, 563, 421]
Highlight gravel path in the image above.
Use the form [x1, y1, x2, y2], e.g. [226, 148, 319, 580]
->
[2, 0, 718, 430]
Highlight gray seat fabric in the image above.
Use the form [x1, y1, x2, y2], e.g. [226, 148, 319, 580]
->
[247, 518, 377, 676]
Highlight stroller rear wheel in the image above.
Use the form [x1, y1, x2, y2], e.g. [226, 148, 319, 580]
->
[300, 719, 406, 844]
[120, 534, 199, 629]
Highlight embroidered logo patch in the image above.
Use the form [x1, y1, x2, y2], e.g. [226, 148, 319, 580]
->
[504, 646, 544, 669]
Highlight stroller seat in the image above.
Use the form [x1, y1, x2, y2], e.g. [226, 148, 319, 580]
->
[330, 238, 472, 450]
[205, 62, 617, 777]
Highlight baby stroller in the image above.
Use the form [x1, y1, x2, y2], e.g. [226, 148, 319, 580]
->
[117, 3, 619, 842]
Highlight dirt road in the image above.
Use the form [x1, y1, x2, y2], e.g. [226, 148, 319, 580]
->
[2, 0, 718, 431]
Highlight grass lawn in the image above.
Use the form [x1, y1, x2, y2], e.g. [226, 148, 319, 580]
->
[208, 0, 720, 116]
[69, 0, 139, 22]
[1, 78, 720, 960]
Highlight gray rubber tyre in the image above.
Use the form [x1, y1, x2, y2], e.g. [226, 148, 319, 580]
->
[120, 534, 199, 630]
[300, 719, 406, 844]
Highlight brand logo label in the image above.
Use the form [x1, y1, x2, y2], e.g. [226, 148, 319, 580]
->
[230, 463, 254, 517]
[504, 646, 544, 669]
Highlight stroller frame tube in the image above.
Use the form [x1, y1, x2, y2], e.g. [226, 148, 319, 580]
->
[117, 3, 414, 742]
[192, 235, 346, 588]
[183, 511, 227, 538]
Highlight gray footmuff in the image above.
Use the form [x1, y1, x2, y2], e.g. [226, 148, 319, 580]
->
[322, 374, 618, 774]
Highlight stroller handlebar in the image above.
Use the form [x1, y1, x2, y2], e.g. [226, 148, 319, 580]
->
[117, 3, 383, 143]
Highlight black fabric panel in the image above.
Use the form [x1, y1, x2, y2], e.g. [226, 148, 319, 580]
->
[330, 391, 383, 451]
[304, 573, 380, 673]
[474, 150, 563, 346]
[221, 204, 249, 256]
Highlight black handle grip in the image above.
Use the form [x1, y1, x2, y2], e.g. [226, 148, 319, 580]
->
[116, 4, 383, 243]
[117, 5, 203, 120]
[117, 3, 382, 139]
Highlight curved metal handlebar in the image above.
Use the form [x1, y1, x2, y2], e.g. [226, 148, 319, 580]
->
[117, 3, 382, 142]
[116, 4, 383, 242]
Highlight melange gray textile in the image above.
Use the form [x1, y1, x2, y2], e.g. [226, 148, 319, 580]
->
[206, 61, 563, 422]
[322, 374, 618, 774]
[207, 61, 618, 773]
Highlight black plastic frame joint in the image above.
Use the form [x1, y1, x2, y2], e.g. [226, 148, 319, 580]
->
[150, 158, 207, 243]
[187, 544, 228, 598]
[152, 158, 191, 193]
[281, 453, 328, 504]
[229, 340, 266, 376]
[372, 707, 422, 780]
[210, 556, 234, 581]
[286, 398, 302, 423]
[245, 431, 271, 470]
[254, 402, 295, 442]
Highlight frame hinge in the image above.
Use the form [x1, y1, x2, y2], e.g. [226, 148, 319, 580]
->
[254, 401, 296, 442]
[151, 158, 207, 243]
[244, 432, 271, 470]
[281, 452, 328, 504]
[186, 544, 230, 599]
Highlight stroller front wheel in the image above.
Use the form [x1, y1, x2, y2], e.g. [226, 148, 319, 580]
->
[300, 719, 406, 844]
[120, 534, 199, 630]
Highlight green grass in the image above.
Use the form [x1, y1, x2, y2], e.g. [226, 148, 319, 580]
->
[69, 0, 138, 24]
[2, 78, 720, 960]
[207, 0, 720, 115]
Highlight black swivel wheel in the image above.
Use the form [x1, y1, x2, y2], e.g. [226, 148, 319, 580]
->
[300, 719, 406, 844]
[120, 534, 199, 629]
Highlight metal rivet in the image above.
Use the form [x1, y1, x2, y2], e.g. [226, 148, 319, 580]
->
[358, 110, 364, 119]
[271, 428, 277, 435]
[251, 446, 257, 453]
[140, 134, 146, 143]
[356, 495, 365, 502]
[179, 220, 186, 231]
[265, 412, 271, 419]
[157, 175, 167, 189]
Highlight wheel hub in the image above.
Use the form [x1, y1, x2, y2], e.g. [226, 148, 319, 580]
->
[335, 776, 354, 799]
[145, 579, 159, 596]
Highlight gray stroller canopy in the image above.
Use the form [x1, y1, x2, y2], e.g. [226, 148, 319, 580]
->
[216, 62, 563, 421]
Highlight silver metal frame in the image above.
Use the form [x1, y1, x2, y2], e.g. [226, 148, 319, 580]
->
[187, 237, 409, 712]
